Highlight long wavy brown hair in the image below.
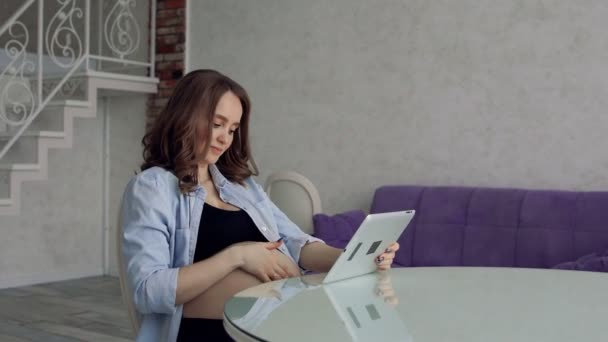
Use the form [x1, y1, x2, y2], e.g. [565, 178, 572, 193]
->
[141, 69, 258, 193]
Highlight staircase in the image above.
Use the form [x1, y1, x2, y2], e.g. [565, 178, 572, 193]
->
[0, 0, 158, 215]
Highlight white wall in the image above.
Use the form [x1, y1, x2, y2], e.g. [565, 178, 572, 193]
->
[188, 0, 608, 214]
[0, 95, 147, 288]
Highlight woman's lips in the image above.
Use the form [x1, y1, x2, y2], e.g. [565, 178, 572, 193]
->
[210, 146, 222, 154]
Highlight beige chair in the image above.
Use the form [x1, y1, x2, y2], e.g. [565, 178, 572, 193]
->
[264, 171, 322, 235]
[116, 200, 142, 337]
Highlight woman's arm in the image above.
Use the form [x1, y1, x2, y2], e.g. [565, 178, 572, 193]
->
[300, 241, 401, 273]
[122, 174, 282, 314]
[176, 240, 285, 305]
[298, 242, 342, 273]
[121, 174, 181, 314]
[249, 179, 399, 274]
[175, 247, 242, 305]
[300, 242, 399, 272]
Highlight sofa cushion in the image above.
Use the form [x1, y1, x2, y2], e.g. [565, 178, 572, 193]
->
[552, 250, 608, 272]
[312, 210, 366, 249]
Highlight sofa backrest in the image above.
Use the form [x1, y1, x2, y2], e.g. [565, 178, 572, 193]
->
[371, 186, 608, 268]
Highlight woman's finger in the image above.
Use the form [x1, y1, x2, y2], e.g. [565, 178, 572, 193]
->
[375, 255, 394, 265]
[259, 272, 271, 283]
[275, 267, 289, 279]
[280, 263, 298, 278]
[380, 258, 394, 267]
[376, 287, 395, 298]
[376, 281, 392, 291]
[384, 296, 399, 307]
[269, 268, 287, 280]
[375, 255, 388, 264]
[278, 264, 291, 277]
[377, 250, 397, 260]
[376, 282, 394, 292]
[382, 242, 400, 254]
[264, 240, 283, 250]
[377, 259, 394, 269]
[380, 252, 396, 261]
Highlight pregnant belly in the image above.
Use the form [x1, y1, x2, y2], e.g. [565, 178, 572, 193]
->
[182, 251, 300, 319]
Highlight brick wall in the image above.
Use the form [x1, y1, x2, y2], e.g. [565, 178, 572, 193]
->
[148, 0, 186, 122]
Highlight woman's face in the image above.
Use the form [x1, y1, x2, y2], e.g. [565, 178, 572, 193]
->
[199, 90, 243, 165]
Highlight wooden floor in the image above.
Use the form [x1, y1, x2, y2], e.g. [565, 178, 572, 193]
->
[0, 276, 134, 341]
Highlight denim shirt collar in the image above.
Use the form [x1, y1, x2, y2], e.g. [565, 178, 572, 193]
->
[191, 164, 228, 197]
[192, 164, 247, 209]
[209, 164, 228, 189]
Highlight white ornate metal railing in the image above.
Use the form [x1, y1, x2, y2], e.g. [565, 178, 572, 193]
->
[0, 0, 156, 160]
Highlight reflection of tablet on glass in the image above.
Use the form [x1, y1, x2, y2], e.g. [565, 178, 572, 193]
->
[323, 210, 415, 284]
[323, 274, 412, 341]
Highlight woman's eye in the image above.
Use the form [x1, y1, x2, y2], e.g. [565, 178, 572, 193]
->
[229, 130, 236, 135]
[213, 123, 222, 128]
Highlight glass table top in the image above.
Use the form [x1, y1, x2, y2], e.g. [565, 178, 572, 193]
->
[224, 267, 608, 342]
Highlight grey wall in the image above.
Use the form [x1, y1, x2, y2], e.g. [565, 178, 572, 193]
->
[0, 110, 104, 288]
[0, 95, 147, 288]
[188, 0, 608, 214]
[107, 95, 147, 277]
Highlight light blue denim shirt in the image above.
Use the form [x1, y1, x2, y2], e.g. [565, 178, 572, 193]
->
[120, 165, 324, 342]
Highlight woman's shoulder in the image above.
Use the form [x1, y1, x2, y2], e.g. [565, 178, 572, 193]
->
[238, 176, 268, 203]
[126, 166, 181, 196]
[242, 176, 263, 192]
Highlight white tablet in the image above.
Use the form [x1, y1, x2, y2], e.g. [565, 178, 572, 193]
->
[322, 210, 415, 284]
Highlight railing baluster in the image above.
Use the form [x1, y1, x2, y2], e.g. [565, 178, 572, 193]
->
[85, 0, 90, 71]
[0, 0, 156, 160]
[150, 0, 156, 78]
[37, 0, 43, 106]
[0, 0, 36, 37]
[97, 0, 103, 71]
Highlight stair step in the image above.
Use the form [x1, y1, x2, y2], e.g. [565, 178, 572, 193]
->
[0, 163, 41, 171]
[0, 132, 65, 164]
[1, 71, 158, 215]
[0, 134, 40, 164]
[46, 100, 91, 108]
[0, 131, 66, 140]
[86, 70, 159, 84]
[87, 71, 158, 94]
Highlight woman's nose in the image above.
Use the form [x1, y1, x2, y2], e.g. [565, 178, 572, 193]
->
[217, 130, 227, 143]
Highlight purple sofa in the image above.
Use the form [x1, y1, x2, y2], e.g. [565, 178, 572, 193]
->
[313, 186, 608, 271]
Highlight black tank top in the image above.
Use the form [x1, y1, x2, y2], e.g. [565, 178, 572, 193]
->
[193, 202, 268, 262]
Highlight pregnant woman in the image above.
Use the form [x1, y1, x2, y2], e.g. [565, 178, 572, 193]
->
[120, 69, 400, 342]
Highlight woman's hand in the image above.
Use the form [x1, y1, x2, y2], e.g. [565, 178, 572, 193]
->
[231, 240, 293, 282]
[374, 242, 400, 270]
[270, 249, 302, 278]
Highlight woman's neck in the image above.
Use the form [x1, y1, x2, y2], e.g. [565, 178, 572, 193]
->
[198, 164, 211, 184]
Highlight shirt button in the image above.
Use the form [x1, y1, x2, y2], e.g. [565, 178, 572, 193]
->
[261, 226, 267, 231]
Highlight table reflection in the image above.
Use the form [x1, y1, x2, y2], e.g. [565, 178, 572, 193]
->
[323, 272, 411, 342]
[224, 271, 411, 341]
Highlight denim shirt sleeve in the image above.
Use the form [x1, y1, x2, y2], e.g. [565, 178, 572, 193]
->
[250, 180, 325, 264]
[121, 173, 179, 315]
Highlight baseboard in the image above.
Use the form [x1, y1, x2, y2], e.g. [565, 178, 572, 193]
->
[0, 267, 105, 290]
[107, 267, 119, 277]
